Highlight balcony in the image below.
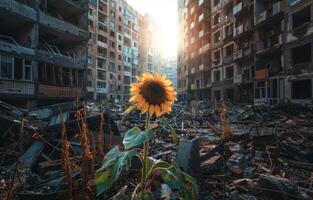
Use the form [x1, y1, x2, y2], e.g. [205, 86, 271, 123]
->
[292, 22, 313, 40]
[124, 71, 132, 76]
[0, 80, 35, 95]
[233, 2, 242, 15]
[38, 84, 84, 98]
[0, 35, 35, 56]
[272, 1, 284, 16]
[199, 43, 210, 54]
[223, 55, 233, 64]
[39, 12, 89, 40]
[256, 38, 281, 54]
[233, 74, 242, 84]
[235, 24, 244, 35]
[255, 1, 285, 25]
[233, 49, 243, 60]
[37, 50, 85, 70]
[256, 10, 267, 24]
[0, 0, 36, 21]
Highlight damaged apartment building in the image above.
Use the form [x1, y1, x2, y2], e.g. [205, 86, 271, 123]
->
[177, 0, 212, 101]
[87, 0, 162, 102]
[178, 0, 313, 105]
[0, 0, 89, 108]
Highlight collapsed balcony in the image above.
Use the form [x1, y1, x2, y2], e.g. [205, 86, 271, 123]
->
[0, 35, 35, 56]
[37, 30, 86, 69]
[288, 6, 313, 42]
[0, 0, 36, 22]
[38, 0, 88, 40]
[38, 63, 85, 98]
[255, 1, 285, 25]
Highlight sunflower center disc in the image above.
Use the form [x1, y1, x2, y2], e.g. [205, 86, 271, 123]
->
[141, 81, 167, 105]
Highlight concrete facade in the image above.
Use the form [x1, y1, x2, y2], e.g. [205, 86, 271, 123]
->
[178, 0, 313, 105]
[87, 0, 162, 103]
[161, 57, 178, 87]
[0, 0, 89, 108]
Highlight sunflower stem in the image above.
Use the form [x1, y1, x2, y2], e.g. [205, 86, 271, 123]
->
[140, 113, 150, 198]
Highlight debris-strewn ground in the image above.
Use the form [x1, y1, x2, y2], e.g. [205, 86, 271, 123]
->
[1, 100, 313, 199]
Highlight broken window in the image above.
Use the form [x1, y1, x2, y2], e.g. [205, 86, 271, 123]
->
[14, 58, 23, 80]
[110, 31, 115, 38]
[292, 6, 311, 29]
[98, 47, 107, 57]
[255, 81, 266, 98]
[98, 35, 107, 43]
[213, 50, 221, 63]
[97, 81, 106, 88]
[109, 51, 115, 59]
[0, 55, 13, 79]
[124, 76, 131, 84]
[97, 93, 106, 100]
[292, 79, 312, 99]
[213, 31, 221, 43]
[243, 68, 250, 81]
[225, 23, 233, 37]
[24, 60, 32, 81]
[292, 44, 311, 64]
[225, 66, 234, 79]
[214, 70, 221, 81]
[109, 62, 116, 72]
[213, 13, 220, 25]
[97, 58, 106, 69]
[225, 44, 234, 57]
[98, 23, 107, 32]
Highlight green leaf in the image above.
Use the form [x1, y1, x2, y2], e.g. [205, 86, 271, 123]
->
[160, 163, 198, 200]
[123, 105, 138, 115]
[123, 127, 153, 149]
[144, 157, 171, 181]
[134, 190, 152, 200]
[160, 118, 178, 143]
[96, 146, 137, 196]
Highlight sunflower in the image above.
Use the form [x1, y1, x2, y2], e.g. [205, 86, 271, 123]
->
[129, 72, 176, 117]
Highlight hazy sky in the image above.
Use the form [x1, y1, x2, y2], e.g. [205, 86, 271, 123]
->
[126, 0, 178, 58]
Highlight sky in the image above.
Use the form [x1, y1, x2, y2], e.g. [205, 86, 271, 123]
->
[126, 0, 178, 58]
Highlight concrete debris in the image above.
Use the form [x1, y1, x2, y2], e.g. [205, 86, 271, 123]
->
[1, 100, 313, 199]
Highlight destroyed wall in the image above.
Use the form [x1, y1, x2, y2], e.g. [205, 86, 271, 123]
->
[0, 0, 89, 108]
[282, 0, 313, 104]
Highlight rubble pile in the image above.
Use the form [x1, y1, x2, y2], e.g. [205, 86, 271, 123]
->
[168, 102, 313, 200]
[0, 100, 313, 199]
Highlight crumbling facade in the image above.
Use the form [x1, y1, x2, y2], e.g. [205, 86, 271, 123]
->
[177, 0, 212, 101]
[0, 0, 89, 108]
[161, 57, 178, 87]
[87, 0, 162, 103]
[178, 0, 313, 105]
[140, 14, 162, 74]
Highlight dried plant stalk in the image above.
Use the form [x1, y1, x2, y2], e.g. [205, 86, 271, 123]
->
[98, 113, 105, 161]
[220, 101, 232, 141]
[75, 108, 93, 198]
[60, 110, 73, 200]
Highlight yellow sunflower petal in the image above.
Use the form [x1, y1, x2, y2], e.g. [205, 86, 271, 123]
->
[161, 103, 170, 113]
[154, 105, 161, 117]
[140, 101, 149, 114]
[149, 105, 155, 117]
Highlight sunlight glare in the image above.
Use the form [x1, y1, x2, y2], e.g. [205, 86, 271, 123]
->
[126, 0, 178, 58]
